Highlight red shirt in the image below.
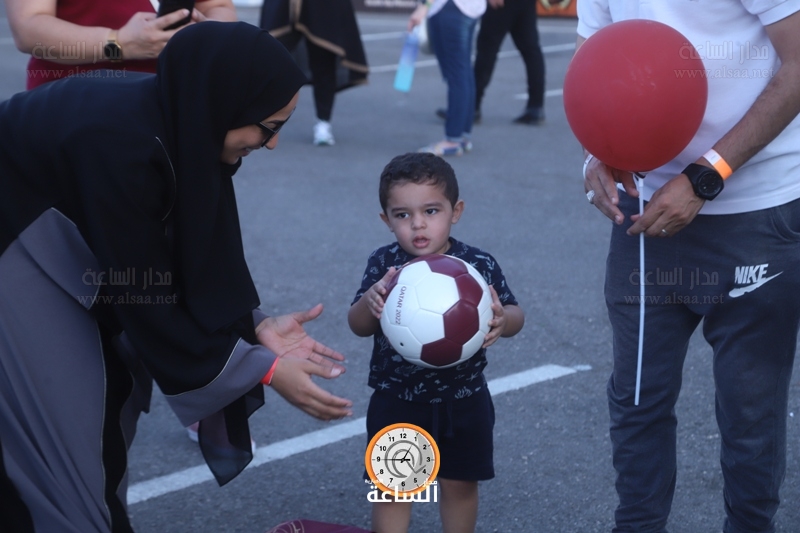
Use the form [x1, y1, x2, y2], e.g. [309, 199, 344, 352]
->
[26, 0, 203, 89]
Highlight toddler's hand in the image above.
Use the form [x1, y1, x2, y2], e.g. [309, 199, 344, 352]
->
[482, 286, 506, 348]
[367, 267, 397, 320]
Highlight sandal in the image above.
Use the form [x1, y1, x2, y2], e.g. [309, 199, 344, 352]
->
[418, 141, 464, 157]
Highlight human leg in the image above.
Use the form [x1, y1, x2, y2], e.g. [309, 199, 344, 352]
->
[434, 389, 493, 533]
[708, 315, 796, 533]
[306, 42, 337, 145]
[0, 235, 133, 532]
[365, 392, 417, 533]
[508, 0, 545, 123]
[473, 4, 509, 114]
[426, 0, 479, 144]
[366, 388, 493, 532]
[698, 200, 800, 533]
[438, 478, 479, 533]
[371, 500, 413, 533]
[306, 42, 337, 122]
[605, 194, 703, 532]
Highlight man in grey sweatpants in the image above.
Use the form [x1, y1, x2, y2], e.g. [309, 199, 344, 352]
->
[578, 1, 800, 532]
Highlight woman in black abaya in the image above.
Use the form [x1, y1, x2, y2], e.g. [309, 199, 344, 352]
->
[260, 0, 369, 146]
[0, 21, 352, 532]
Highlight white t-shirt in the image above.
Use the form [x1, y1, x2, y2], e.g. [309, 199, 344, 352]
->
[577, 0, 800, 215]
[428, 0, 486, 20]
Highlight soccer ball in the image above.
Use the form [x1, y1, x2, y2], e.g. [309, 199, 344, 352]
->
[380, 254, 493, 369]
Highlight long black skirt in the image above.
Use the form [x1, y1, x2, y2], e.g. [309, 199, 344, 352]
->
[0, 210, 141, 532]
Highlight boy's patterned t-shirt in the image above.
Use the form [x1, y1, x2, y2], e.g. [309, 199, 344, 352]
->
[352, 238, 518, 403]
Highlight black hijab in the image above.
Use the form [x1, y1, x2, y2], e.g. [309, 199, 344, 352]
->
[157, 22, 306, 334]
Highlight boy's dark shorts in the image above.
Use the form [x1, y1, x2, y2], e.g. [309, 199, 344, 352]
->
[365, 387, 495, 482]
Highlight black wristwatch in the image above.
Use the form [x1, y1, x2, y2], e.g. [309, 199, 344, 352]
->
[682, 163, 724, 201]
[103, 30, 123, 62]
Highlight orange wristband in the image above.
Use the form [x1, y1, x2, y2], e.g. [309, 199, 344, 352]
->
[703, 149, 733, 179]
[260, 357, 280, 386]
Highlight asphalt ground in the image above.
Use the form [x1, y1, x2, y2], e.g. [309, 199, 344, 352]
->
[0, 6, 799, 533]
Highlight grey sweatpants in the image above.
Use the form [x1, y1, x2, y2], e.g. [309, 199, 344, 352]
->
[605, 193, 800, 533]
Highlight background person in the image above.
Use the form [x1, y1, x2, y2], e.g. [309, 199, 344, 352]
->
[4, 0, 237, 90]
[260, 0, 369, 146]
[437, 0, 546, 125]
[0, 22, 352, 532]
[409, 0, 486, 156]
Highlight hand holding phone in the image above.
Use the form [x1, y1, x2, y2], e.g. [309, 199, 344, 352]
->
[157, 0, 196, 30]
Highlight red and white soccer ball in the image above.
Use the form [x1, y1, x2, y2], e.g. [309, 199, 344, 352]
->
[380, 254, 493, 369]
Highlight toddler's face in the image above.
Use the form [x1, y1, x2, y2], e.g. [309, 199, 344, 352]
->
[380, 182, 464, 256]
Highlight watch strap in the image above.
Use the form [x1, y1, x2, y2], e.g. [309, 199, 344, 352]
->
[105, 29, 122, 62]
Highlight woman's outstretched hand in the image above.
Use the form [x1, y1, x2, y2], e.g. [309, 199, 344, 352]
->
[256, 304, 353, 420]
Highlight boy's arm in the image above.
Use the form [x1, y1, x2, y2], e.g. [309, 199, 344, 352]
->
[500, 304, 525, 338]
[348, 267, 398, 337]
[482, 287, 525, 348]
[348, 296, 381, 337]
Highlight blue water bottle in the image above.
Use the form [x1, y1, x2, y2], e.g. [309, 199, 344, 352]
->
[394, 25, 421, 93]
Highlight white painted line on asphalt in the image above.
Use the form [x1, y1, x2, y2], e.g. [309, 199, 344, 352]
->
[127, 418, 366, 505]
[504, 42, 577, 55]
[128, 465, 213, 505]
[352, 16, 576, 32]
[361, 31, 406, 42]
[369, 42, 575, 73]
[488, 363, 577, 395]
[360, 27, 576, 42]
[370, 57, 439, 73]
[128, 363, 588, 505]
[515, 88, 564, 100]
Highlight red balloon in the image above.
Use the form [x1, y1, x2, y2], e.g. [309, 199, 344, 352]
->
[564, 20, 708, 173]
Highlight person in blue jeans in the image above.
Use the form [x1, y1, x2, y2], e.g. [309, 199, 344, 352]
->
[437, 0, 547, 126]
[408, 0, 486, 157]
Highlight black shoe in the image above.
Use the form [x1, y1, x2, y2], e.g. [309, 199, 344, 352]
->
[513, 107, 545, 125]
[435, 108, 482, 124]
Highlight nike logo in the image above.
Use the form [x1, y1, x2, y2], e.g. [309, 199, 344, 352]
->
[729, 272, 782, 298]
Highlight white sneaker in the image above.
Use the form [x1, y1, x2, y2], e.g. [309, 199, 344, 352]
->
[186, 422, 257, 453]
[313, 120, 335, 146]
[186, 422, 199, 442]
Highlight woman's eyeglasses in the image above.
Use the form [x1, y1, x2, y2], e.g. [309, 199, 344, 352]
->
[255, 121, 283, 148]
[255, 110, 294, 147]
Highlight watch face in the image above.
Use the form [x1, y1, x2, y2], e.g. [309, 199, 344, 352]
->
[697, 173, 723, 197]
[684, 163, 723, 200]
[365, 423, 440, 496]
[104, 43, 122, 61]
